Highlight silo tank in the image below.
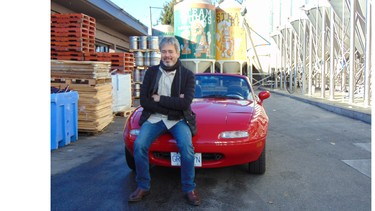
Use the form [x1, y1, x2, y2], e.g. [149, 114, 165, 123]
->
[215, 0, 247, 74]
[174, 0, 216, 73]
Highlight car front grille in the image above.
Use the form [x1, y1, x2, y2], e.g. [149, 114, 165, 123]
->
[153, 152, 224, 161]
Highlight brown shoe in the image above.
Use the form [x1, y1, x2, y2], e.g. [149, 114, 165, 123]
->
[128, 187, 150, 202]
[186, 190, 201, 206]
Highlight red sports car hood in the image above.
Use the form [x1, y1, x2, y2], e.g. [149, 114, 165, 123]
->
[192, 98, 255, 133]
[129, 99, 256, 139]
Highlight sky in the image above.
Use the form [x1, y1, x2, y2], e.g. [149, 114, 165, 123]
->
[110, 0, 169, 34]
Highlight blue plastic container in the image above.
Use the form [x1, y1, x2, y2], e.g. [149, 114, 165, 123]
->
[51, 91, 79, 150]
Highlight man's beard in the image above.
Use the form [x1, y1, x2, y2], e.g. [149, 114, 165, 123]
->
[160, 59, 180, 71]
[163, 61, 173, 67]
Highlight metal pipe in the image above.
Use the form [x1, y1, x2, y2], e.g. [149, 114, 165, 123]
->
[341, 0, 346, 92]
[329, 7, 335, 100]
[302, 18, 306, 95]
[280, 32, 283, 89]
[289, 28, 293, 90]
[149, 6, 152, 35]
[315, 5, 319, 92]
[275, 34, 279, 89]
[149, 6, 163, 35]
[284, 29, 288, 89]
[321, 6, 326, 98]
[348, 0, 356, 103]
[249, 59, 253, 83]
[294, 30, 297, 91]
[364, 0, 371, 107]
[243, 21, 264, 72]
[309, 21, 313, 96]
[279, 32, 284, 89]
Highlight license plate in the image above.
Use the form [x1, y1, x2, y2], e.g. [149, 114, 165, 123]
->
[170, 152, 202, 167]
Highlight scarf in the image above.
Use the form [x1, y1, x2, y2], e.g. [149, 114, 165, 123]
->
[160, 59, 181, 72]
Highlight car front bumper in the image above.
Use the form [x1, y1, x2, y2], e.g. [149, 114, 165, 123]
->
[125, 136, 266, 168]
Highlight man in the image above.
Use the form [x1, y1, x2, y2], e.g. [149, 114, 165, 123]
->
[128, 37, 201, 206]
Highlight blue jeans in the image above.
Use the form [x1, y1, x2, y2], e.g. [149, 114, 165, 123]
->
[133, 120, 196, 193]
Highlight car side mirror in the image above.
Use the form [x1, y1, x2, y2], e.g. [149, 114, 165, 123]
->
[258, 91, 270, 102]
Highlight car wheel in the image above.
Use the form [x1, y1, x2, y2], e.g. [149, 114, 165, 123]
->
[248, 146, 266, 174]
[125, 147, 136, 171]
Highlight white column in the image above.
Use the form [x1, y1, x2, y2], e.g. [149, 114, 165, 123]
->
[364, 0, 372, 107]
[348, 0, 356, 103]
[308, 22, 313, 96]
[302, 19, 306, 95]
[321, 6, 326, 98]
[329, 7, 335, 100]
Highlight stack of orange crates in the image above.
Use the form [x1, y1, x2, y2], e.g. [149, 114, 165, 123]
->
[84, 52, 135, 74]
[84, 52, 111, 62]
[108, 52, 135, 73]
[50, 13, 136, 74]
[51, 13, 96, 61]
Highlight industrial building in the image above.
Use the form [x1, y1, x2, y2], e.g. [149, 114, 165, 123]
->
[263, 0, 373, 108]
[51, 0, 372, 109]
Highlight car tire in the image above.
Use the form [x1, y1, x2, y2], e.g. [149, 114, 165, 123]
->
[125, 147, 136, 171]
[248, 146, 266, 174]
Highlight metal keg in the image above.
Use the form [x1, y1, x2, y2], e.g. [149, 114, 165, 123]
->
[139, 69, 146, 82]
[144, 52, 150, 66]
[129, 36, 138, 50]
[135, 51, 144, 66]
[133, 69, 140, 82]
[134, 84, 141, 98]
[139, 36, 147, 50]
[150, 51, 161, 66]
[147, 36, 159, 50]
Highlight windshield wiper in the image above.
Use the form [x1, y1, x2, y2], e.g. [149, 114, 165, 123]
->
[202, 95, 229, 99]
[201, 95, 244, 100]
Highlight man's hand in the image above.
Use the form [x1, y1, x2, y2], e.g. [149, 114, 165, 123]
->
[180, 94, 184, 98]
[152, 94, 160, 102]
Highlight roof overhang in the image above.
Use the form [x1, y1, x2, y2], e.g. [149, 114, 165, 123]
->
[52, 0, 148, 36]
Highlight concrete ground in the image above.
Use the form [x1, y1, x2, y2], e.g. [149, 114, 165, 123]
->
[259, 86, 371, 124]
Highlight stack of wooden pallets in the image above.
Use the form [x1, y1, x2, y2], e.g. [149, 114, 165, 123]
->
[50, 13, 135, 73]
[84, 52, 135, 74]
[51, 60, 114, 133]
[107, 52, 135, 73]
[50, 13, 136, 124]
[51, 13, 96, 61]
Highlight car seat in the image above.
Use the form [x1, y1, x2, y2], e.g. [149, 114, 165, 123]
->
[227, 85, 243, 97]
[195, 84, 202, 98]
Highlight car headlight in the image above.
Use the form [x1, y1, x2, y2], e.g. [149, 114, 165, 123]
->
[130, 129, 140, 136]
[219, 131, 249, 139]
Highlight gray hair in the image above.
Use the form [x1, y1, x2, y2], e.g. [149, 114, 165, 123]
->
[159, 36, 180, 53]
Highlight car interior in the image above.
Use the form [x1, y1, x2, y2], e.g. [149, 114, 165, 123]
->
[195, 75, 252, 100]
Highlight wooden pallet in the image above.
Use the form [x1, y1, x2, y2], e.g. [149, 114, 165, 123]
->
[78, 114, 114, 133]
[51, 13, 96, 24]
[51, 78, 111, 86]
[51, 56, 84, 61]
[51, 60, 112, 78]
[114, 107, 137, 117]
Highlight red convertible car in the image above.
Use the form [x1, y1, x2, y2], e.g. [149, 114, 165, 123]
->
[123, 73, 270, 174]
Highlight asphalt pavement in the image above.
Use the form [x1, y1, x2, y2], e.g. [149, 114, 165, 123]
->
[261, 87, 371, 124]
[51, 87, 371, 175]
[51, 89, 371, 210]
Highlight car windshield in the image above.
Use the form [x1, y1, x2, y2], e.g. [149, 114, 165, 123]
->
[195, 75, 253, 100]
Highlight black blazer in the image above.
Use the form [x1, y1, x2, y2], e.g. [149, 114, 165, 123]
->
[138, 62, 196, 135]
